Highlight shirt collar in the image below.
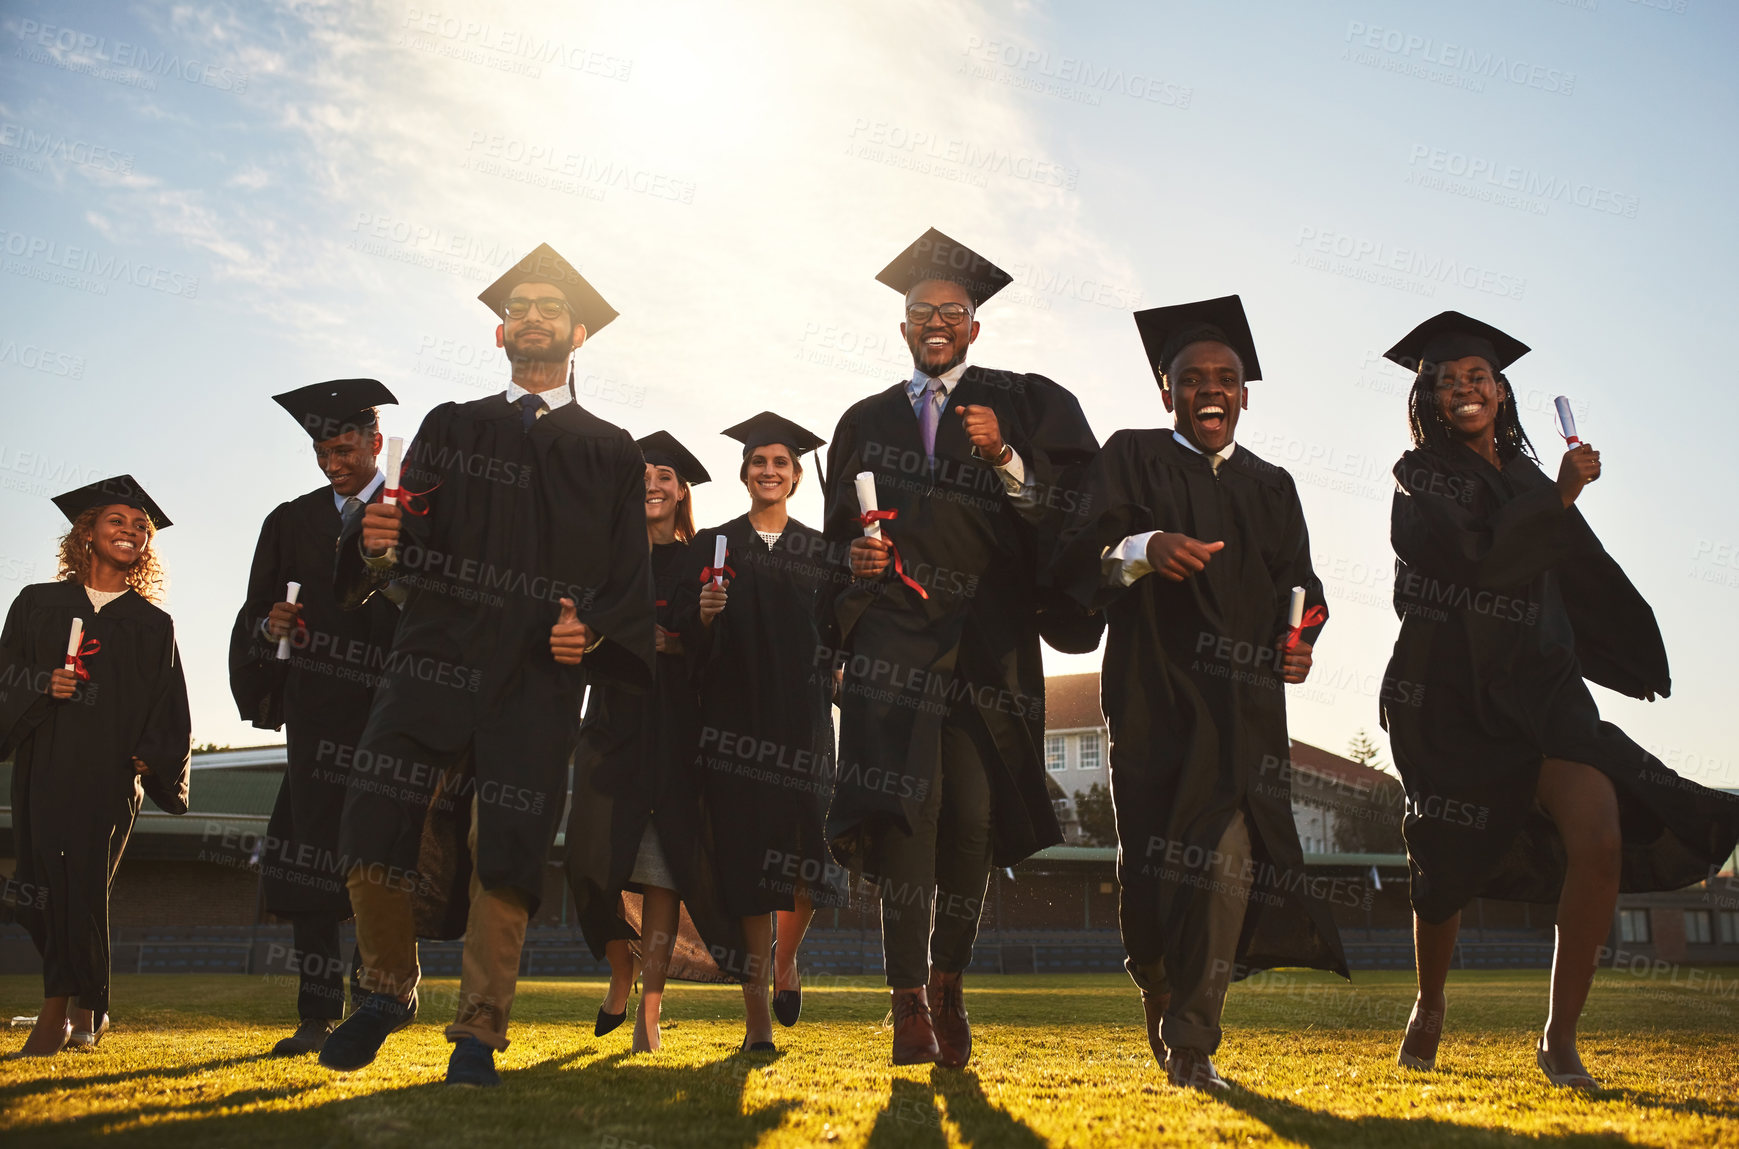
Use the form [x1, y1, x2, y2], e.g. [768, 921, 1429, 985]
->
[1172, 429, 1236, 465]
[907, 359, 969, 403]
[505, 379, 575, 411]
[334, 470, 386, 512]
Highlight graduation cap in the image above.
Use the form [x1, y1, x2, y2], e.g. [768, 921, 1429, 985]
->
[876, 227, 1012, 308]
[636, 431, 710, 486]
[721, 412, 826, 459]
[52, 474, 172, 530]
[272, 378, 398, 442]
[1383, 311, 1529, 375]
[478, 242, 619, 337]
[1133, 294, 1262, 384]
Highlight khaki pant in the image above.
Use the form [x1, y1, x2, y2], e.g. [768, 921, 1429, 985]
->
[347, 798, 531, 1051]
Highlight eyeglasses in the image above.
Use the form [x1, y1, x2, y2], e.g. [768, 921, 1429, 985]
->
[905, 302, 972, 326]
[503, 296, 572, 320]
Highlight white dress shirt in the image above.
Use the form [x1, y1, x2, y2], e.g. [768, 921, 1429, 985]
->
[1102, 431, 1237, 587]
[906, 363, 1038, 510]
[506, 379, 574, 413]
[335, 470, 387, 513]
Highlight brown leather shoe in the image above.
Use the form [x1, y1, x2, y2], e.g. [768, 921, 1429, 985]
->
[1166, 1047, 1230, 1092]
[1140, 991, 1170, 1064]
[891, 988, 939, 1066]
[927, 971, 971, 1069]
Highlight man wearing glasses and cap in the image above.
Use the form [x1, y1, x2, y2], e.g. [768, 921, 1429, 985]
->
[821, 228, 1100, 1068]
[318, 243, 654, 1087]
[228, 379, 403, 1057]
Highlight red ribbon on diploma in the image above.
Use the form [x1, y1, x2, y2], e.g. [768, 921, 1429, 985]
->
[1285, 605, 1328, 651]
[856, 509, 930, 601]
[698, 564, 735, 584]
[381, 479, 439, 517]
[66, 637, 101, 682]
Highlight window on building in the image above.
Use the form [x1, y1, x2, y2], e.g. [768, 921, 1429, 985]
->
[1618, 908, 1650, 944]
[1078, 732, 1103, 772]
[1719, 910, 1739, 945]
[1684, 910, 1713, 945]
[1045, 734, 1066, 773]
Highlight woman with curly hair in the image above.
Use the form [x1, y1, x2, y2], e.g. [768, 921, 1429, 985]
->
[1, 476, 191, 1056]
[1379, 313, 1739, 1089]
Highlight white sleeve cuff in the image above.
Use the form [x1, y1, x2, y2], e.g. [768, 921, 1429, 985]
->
[1101, 531, 1161, 587]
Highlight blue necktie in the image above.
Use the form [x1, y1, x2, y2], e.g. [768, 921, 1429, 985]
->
[519, 393, 548, 431]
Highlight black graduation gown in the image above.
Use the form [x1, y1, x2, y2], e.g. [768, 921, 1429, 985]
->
[689, 515, 846, 916]
[227, 485, 400, 918]
[0, 581, 190, 1014]
[1381, 445, 1739, 923]
[565, 539, 747, 982]
[1052, 431, 1349, 985]
[334, 396, 654, 935]
[820, 365, 1100, 874]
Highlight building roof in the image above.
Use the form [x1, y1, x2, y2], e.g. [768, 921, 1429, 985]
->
[1045, 672, 1103, 731]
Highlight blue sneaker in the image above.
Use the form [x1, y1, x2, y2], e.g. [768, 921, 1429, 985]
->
[317, 991, 417, 1071]
[445, 1036, 501, 1086]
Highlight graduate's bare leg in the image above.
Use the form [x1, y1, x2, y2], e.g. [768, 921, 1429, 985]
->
[1534, 756, 1621, 1083]
[602, 938, 638, 1016]
[1401, 911, 1459, 1067]
[632, 886, 679, 1053]
[18, 996, 71, 1055]
[773, 890, 814, 994]
[740, 912, 775, 1046]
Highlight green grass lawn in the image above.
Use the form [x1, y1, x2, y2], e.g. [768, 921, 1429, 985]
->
[2, 967, 1736, 1147]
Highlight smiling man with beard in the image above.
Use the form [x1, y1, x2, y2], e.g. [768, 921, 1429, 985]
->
[821, 228, 1099, 1068]
[1051, 295, 1348, 1092]
[317, 243, 654, 1087]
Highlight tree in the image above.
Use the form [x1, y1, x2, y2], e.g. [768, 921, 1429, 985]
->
[1347, 728, 1385, 771]
[1072, 783, 1117, 848]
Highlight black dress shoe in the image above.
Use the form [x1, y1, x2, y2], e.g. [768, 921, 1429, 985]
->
[445, 1036, 501, 1086]
[772, 989, 801, 1028]
[596, 1007, 627, 1037]
[318, 991, 417, 1071]
[273, 1018, 335, 1056]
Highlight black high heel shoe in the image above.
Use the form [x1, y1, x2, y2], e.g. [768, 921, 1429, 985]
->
[595, 1007, 627, 1037]
[773, 964, 801, 1027]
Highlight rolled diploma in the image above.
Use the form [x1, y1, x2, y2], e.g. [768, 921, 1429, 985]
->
[855, 472, 881, 539]
[65, 617, 83, 667]
[1288, 586, 1306, 629]
[276, 581, 301, 660]
[1553, 396, 1580, 445]
[382, 436, 404, 504]
[713, 535, 728, 587]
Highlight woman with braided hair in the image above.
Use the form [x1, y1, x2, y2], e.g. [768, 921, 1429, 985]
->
[1379, 312, 1739, 1089]
[1, 476, 190, 1056]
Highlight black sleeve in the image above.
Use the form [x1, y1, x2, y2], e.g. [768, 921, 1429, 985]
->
[1391, 450, 1573, 589]
[227, 504, 289, 729]
[1049, 431, 1157, 613]
[1269, 477, 1329, 646]
[337, 406, 450, 609]
[135, 621, 192, 814]
[0, 587, 53, 757]
[575, 436, 656, 693]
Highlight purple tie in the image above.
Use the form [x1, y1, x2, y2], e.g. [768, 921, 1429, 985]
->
[918, 378, 944, 459]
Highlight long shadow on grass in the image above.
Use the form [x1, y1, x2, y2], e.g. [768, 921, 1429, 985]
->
[0, 1050, 276, 1100]
[2, 1047, 802, 1149]
[863, 1070, 1047, 1148]
[1218, 1086, 1623, 1147]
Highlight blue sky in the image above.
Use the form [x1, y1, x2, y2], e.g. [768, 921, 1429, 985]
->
[2, 0, 1734, 785]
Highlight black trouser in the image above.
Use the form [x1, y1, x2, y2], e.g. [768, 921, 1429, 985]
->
[289, 913, 362, 1021]
[1125, 809, 1254, 1055]
[877, 714, 996, 989]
